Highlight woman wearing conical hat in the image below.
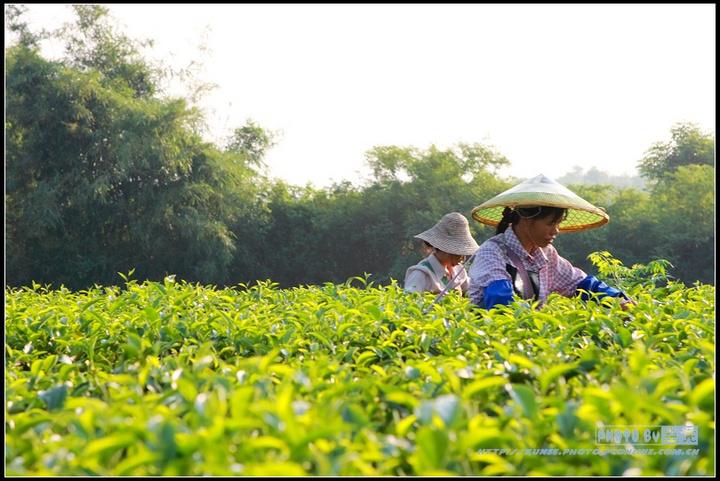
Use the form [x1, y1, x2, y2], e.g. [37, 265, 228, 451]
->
[404, 212, 479, 295]
[468, 174, 635, 310]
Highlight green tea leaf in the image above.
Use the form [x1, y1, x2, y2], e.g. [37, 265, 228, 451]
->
[505, 384, 538, 420]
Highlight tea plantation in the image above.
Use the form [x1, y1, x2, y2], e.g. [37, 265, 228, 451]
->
[5, 257, 715, 475]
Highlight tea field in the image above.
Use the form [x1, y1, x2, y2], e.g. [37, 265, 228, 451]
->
[5, 257, 715, 476]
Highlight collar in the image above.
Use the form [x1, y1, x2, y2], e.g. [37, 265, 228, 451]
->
[427, 253, 446, 276]
[427, 253, 456, 278]
[503, 226, 549, 270]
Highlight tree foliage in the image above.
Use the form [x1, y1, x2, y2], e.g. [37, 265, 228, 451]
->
[638, 122, 715, 185]
[58, 5, 159, 98]
[5, 8, 714, 289]
[6, 7, 263, 288]
[645, 164, 715, 283]
[5, 4, 45, 49]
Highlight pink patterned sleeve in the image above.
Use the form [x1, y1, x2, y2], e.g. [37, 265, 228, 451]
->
[547, 246, 587, 296]
[468, 241, 512, 305]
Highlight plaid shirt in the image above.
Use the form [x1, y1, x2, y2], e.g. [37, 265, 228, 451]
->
[468, 227, 587, 306]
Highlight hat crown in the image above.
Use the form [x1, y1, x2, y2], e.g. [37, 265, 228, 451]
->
[471, 173, 610, 232]
[438, 212, 469, 235]
[414, 212, 479, 256]
[504, 173, 574, 197]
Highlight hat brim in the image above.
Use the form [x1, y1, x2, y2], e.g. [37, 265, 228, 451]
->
[471, 177, 610, 232]
[415, 232, 479, 256]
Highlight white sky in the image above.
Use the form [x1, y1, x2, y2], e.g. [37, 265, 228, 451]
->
[7, 3, 717, 187]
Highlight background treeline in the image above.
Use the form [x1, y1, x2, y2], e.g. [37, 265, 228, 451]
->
[5, 6, 716, 290]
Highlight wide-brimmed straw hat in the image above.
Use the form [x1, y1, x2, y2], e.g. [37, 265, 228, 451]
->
[471, 174, 609, 232]
[414, 212, 480, 256]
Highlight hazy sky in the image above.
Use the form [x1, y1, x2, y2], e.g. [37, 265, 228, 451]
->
[8, 4, 716, 187]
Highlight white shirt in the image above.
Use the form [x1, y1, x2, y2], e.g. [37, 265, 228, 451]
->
[404, 253, 469, 294]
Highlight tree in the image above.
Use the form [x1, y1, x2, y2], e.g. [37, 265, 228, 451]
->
[224, 119, 276, 170]
[365, 142, 510, 185]
[638, 123, 715, 185]
[6, 6, 268, 288]
[647, 164, 715, 284]
[5, 4, 45, 49]
[633, 123, 715, 284]
[58, 5, 159, 98]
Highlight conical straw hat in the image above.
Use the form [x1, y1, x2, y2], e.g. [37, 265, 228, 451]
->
[415, 212, 480, 256]
[471, 174, 609, 232]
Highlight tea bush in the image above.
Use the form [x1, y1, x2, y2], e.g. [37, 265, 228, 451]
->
[5, 255, 715, 475]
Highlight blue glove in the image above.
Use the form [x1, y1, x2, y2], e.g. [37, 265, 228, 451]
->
[576, 275, 627, 301]
[482, 279, 514, 309]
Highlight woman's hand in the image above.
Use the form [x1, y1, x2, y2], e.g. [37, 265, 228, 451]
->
[620, 298, 637, 311]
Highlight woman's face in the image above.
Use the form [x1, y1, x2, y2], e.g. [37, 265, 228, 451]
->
[523, 215, 561, 248]
[435, 250, 465, 267]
